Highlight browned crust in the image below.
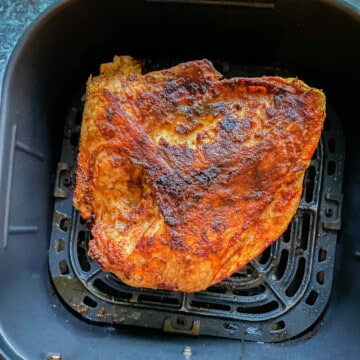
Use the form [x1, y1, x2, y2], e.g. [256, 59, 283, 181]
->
[73, 56, 326, 292]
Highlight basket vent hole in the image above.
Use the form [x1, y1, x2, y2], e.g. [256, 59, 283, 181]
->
[138, 294, 180, 306]
[304, 166, 315, 203]
[316, 271, 325, 285]
[93, 279, 132, 301]
[327, 160, 336, 176]
[54, 239, 65, 253]
[59, 259, 69, 275]
[190, 301, 231, 312]
[206, 285, 227, 294]
[273, 249, 289, 280]
[299, 213, 310, 250]
[282, 223, 292, 243]
[306, 290, 319, 306]
[79, 217, 86, 225]
[230, 265, 253, 279]
[318, 248, 327, 262]
[233, 285, 266, 297]
[257, 245, 271, 264]
[270, 320, 285, 332]
[285, 257, 306, 297]
[237, 301, 279, 314]
[77, 231, 91, 272]
[83, 296, 97, 308]
[59, 217, 69, 232]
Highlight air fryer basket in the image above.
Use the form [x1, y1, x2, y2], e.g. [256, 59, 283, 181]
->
[1, 1, 360, 359]
[49, 61, 344, 343]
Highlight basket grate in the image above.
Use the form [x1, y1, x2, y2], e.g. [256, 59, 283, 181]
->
[49, 61, 344, 342]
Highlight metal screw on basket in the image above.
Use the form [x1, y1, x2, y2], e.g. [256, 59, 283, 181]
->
[48, 354, 62, 360]
[182, 346, 193, 359]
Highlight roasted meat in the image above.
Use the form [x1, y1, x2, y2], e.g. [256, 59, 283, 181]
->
[73, 55, 326, 292]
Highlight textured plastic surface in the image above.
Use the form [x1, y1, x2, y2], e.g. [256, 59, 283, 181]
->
[0, 0, 360, 359]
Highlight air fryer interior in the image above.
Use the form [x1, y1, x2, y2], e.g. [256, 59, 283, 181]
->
[48, 58, 345, 344]
[0, 1, 360, 359]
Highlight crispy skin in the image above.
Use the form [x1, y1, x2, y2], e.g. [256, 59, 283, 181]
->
[73, 56, 326, 292]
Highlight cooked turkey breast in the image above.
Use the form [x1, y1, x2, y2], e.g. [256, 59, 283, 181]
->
[73, 56, 326, 292]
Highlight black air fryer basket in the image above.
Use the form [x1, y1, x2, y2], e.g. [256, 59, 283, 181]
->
[0, 1, 360, 359]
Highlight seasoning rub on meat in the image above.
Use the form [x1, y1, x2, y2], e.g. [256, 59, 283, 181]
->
[73, 55, 326, 292]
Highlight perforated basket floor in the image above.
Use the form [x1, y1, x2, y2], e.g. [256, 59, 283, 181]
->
[49, 61, 344, 342]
